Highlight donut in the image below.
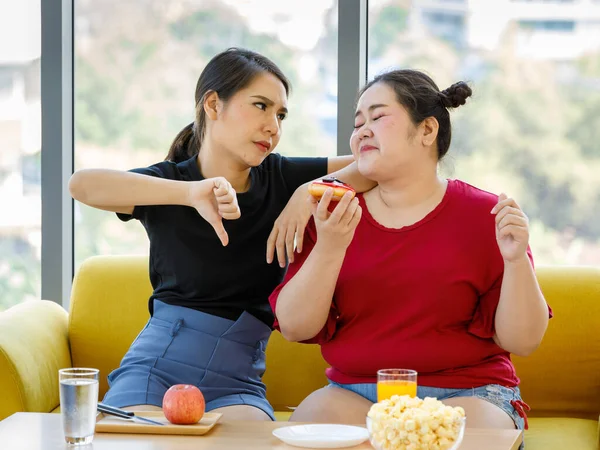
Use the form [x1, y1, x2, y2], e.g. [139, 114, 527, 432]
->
[308, 177, 356, 201]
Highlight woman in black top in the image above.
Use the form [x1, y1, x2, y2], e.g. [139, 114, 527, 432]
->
[69, 48, 374, 420]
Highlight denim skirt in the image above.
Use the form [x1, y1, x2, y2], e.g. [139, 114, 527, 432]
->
[103, 300, 274, 419]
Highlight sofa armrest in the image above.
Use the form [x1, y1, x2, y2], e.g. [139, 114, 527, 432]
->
[0, 300, 71, 420]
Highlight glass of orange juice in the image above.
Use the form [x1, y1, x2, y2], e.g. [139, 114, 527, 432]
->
[377, 369, 417, 402]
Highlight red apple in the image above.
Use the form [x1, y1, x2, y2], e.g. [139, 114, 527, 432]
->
[162, 384, 205, 425]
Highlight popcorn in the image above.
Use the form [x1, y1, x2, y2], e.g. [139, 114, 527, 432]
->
[367, 395, 466, 450]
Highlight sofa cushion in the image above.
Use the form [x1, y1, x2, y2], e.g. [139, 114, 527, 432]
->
[264, 332, 329, 411]
[0, 300, 70, 420]
[512, 266, 600, 420]
[274, 411, 293, 421]
[524, 417, 598, 450]
[69, 255, 151, 399]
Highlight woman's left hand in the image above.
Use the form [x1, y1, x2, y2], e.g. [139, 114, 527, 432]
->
[491, 193, 530, 262]
[267, 184, 312, 267]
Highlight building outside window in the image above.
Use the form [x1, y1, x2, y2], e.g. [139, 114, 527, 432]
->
[370, 0, 600, 265]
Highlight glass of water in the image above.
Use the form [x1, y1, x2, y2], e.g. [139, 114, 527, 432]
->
[59, 368, 100, 445]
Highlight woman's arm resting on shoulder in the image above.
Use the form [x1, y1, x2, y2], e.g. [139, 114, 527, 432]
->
[327, 156, 377, 193]
[267, 156, 375, 266]
[491, 194, 549, 357]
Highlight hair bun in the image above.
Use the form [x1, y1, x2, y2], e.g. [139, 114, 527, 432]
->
[439, 81, 472, 108]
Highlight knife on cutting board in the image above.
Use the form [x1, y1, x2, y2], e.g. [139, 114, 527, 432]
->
[97, 402, 165, 426]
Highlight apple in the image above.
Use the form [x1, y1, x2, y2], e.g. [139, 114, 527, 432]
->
[162, 384, 205, 425]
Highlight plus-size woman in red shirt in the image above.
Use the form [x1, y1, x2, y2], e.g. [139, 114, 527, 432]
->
[269, 70, 551, 443]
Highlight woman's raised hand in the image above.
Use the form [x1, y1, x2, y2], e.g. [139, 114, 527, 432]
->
[491, 193, 530, 263]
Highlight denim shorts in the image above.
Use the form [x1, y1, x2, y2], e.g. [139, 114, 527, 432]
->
[329, 380, 528, 433]
[103, 300, 275, 420]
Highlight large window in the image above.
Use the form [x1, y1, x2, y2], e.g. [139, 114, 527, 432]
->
[369, 0, 600, 265]
[0, 0, 41, 311]
[8, 1, 596, 312]
[74, 0, 339, 268]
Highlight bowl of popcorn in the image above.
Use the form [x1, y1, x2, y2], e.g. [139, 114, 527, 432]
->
[366, 395, 466, 450]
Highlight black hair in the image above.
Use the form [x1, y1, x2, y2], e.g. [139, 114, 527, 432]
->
[359, 69, 472, 160]
[166, 48, 291, 163]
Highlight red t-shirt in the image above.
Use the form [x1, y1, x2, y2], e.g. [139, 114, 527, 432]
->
[269, 179, 551, 388]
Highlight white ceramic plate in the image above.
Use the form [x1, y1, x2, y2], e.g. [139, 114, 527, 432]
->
[272, 424, 370, 448]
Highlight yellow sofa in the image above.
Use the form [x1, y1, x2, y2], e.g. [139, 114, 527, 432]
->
[0, 255, 598, 449]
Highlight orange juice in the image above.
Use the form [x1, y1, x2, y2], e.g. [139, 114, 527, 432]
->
[377, 380, 417, 402]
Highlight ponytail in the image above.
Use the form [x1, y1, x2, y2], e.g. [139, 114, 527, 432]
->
[165, 122, 198, 163]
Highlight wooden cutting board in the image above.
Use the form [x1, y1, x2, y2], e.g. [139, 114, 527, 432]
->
[95, 411, 222, 436]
